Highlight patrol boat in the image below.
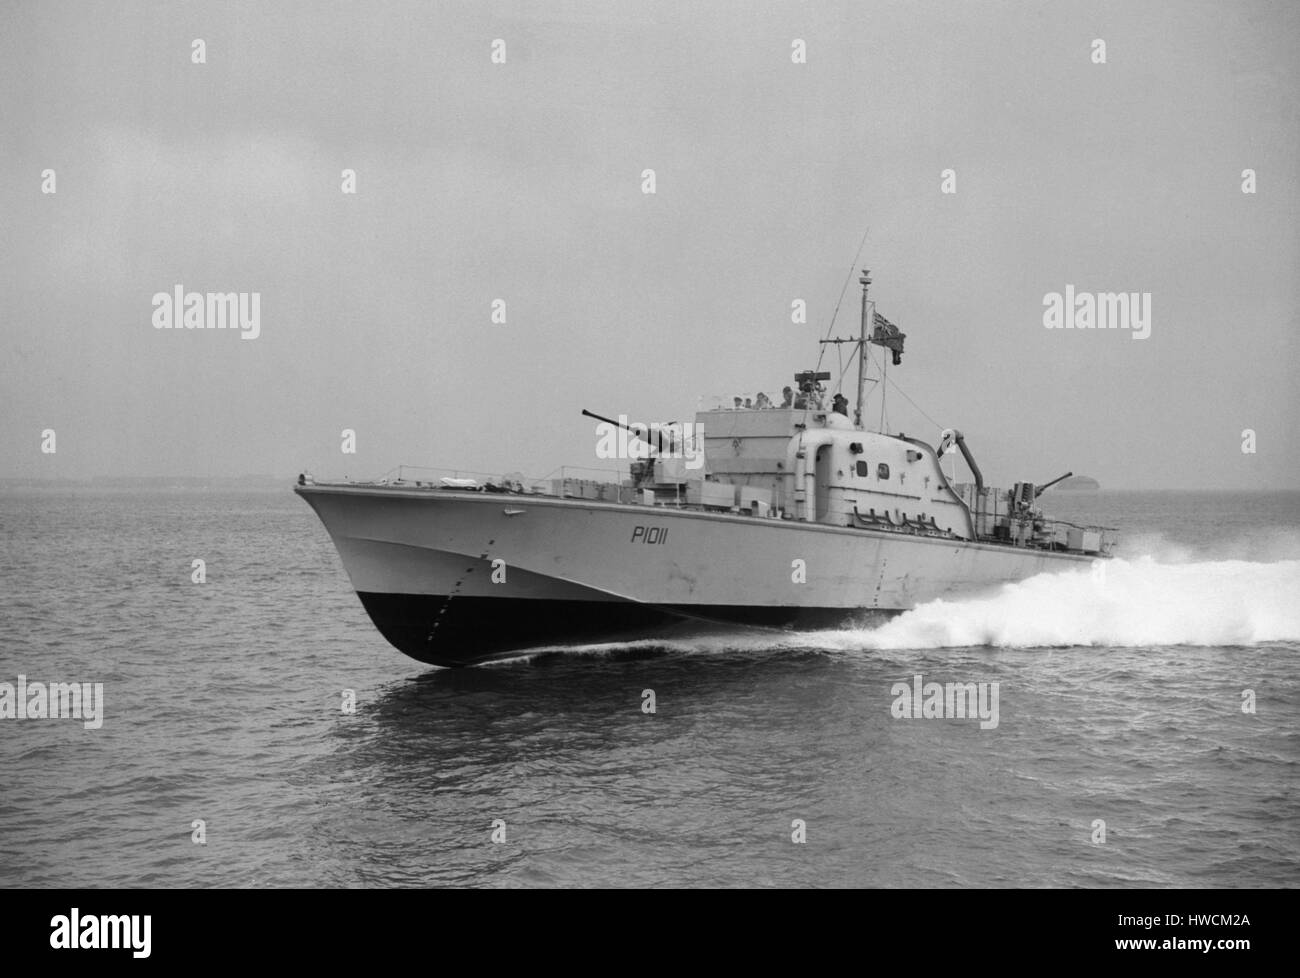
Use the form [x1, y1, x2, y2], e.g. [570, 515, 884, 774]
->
[296, 269, 1115, 666]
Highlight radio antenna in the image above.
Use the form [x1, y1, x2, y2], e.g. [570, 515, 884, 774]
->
[815, 225, 870, 375]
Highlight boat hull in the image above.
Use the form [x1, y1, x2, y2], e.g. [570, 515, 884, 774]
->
[354, 593, 874, 666]
[296, 483, 1093, 666]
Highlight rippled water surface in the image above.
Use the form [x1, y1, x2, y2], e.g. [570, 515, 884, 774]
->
[1, 489, 1297, 887]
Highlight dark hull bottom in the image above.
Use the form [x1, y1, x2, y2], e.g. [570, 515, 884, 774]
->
[357, 592, 892, 667]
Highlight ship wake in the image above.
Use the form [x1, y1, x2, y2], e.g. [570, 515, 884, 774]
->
[830, 554, 1300, 650]
[493, 550, 1300, 662]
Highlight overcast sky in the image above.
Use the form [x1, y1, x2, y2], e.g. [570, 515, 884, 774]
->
[2, 0, 1296, 489]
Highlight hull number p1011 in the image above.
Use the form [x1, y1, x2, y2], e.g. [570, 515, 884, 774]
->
[631, 526, 668, 545]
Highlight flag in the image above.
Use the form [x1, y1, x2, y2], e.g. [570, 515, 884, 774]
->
[871, 312, 906, 365]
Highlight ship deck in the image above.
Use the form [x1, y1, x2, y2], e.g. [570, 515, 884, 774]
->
[296, 467, 1116, 559]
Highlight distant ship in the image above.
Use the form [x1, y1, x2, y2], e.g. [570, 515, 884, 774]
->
[297, 269, 1116, 666]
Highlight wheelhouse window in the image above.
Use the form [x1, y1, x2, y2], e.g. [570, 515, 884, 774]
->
[856, 460, 869, 478]
[877, 463, 890, 480]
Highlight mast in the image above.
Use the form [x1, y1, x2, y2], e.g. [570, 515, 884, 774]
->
[855, 269, 871, 428]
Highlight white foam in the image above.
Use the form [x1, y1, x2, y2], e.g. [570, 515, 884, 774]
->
[811, 555, 1300, 650]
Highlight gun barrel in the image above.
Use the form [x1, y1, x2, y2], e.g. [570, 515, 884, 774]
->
[582, 409, 680, 454]
[581, 408, 638, 434]
[1036, 471, 1074, 494]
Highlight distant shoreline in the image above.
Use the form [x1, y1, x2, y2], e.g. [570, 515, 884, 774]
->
[0, 476, 289, 490]
[1, 480, 1296, 494]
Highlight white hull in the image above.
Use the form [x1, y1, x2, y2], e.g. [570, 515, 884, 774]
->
[297, 483, 1092, 666]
